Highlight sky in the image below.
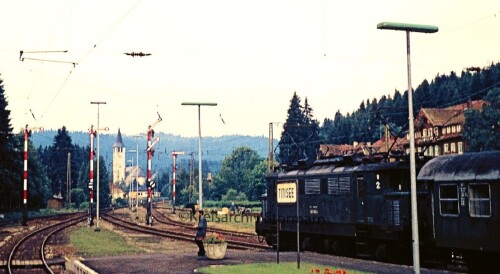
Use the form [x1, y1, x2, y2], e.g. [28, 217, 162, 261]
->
[0, 0, 499, 138]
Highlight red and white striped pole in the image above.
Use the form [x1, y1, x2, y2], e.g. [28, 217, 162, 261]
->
[146, 115, 162, 225]
[21, 124, 42, 226]
[88, 125, 96, 226]
[172, 152, 176, 213]
[146, 126, 154, 225]
[22, 125, 29, 226]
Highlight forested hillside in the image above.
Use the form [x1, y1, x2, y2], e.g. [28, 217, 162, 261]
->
[31, 131, 272, 173]
[320, 63, 500, 145]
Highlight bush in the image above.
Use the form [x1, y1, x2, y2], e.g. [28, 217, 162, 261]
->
[203, 200, 261, 209]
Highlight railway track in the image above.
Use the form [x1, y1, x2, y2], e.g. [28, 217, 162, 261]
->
[6, 213, 86, 274]
[102, 212, 268, 250]
[152, 206, 259, 239]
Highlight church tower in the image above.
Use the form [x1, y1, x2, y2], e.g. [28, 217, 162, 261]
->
[112, 128, 126, 184]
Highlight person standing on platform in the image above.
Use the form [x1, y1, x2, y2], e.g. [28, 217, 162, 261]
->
[194, 209, 207, 256]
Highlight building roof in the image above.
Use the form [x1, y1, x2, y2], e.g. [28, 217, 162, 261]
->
[113, 128, 125, 148]
[417, 100, 485, 128]
[319, 144, 353, 157]
[371, 136, 405, 153]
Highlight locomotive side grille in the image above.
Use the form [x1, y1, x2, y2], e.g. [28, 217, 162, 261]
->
[386, 200, 400, 226]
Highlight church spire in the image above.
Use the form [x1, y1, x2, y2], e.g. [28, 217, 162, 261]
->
[114, 128, 125, 149]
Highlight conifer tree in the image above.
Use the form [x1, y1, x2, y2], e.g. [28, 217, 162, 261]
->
[0, 76, 19, 209]
[278, 92, 320, 166]
[48, 126, 74, 195]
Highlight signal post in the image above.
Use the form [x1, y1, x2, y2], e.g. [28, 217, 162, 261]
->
[146, 114, 162, 225]
[22, 124, 43, 226]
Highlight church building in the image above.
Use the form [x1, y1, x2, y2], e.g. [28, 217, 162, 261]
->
[112, 128, 126, 183]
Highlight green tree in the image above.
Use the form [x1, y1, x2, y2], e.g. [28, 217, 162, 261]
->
[0, 75, 19, 209]
[47, 126, 74, 196]
[70, 188, 86, 207]
[247, 160, 267, 200]
[92, 155, 111, 209]
[210, 146, 265, 200]
[177, 165, 195, 205]
[278, 92, 320, 166]
[158, 171, 170, 200]
[463, 88, 500, 151]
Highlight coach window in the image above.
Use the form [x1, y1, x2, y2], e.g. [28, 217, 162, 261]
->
[469, 183, 491, 217]
[439, 184, 459, 216]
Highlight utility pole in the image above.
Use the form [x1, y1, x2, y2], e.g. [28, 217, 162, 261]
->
[67, 152, 71, 205]
[268, 123, 273, 172]
[189, 152, 194, 202]
[171, 151, 185, 213]
[90, 101, 107, 232]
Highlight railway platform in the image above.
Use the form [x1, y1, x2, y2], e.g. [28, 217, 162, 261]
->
[76, 249, 455, 274]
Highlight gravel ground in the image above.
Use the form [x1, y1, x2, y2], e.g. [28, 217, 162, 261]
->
[81, 244, 458, 274]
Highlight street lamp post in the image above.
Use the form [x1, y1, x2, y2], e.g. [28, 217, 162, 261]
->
[127, 159, 133, 206]
[377, 22, 438, 274]
[90, 101, 107, 231]
[129, 147, 139, 217]
[181, 102, 217, 210]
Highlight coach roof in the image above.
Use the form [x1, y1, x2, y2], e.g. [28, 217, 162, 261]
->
[417, 151, 500, 182]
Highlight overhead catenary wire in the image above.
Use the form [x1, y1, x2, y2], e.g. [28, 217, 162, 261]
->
[20, 0, 143, 129]
[21, 57, 76, 67]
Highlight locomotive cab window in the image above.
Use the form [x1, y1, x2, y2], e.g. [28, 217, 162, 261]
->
[469, 183, 491, 218]
[439, 184, 459, 216]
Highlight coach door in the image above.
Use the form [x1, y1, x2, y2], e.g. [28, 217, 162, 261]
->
[356, 175, 367, 223]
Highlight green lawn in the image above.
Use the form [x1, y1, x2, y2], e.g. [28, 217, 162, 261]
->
[69, 226, 142, 256]
[197, 262, 371, 274]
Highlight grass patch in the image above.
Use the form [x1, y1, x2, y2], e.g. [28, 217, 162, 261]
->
[197, 262, 371, 274]
[169, 210, 257, 233]
[204, 213, 257, 233]
[69, 226, 143, 256]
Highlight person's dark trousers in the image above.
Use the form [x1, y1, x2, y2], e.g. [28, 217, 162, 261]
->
[196, 240, 205, 256]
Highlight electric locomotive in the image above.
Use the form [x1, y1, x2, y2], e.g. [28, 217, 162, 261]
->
[256, 153, 429, 262]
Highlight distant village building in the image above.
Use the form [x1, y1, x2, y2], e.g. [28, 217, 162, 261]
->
[320, 100, 486, 159]
[47, 193, 64, 209]
[110, 182, 126, 202]
[112, 129, 126, 184]
[129, 183, 160, 205]
[408, 100, 486, 156]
